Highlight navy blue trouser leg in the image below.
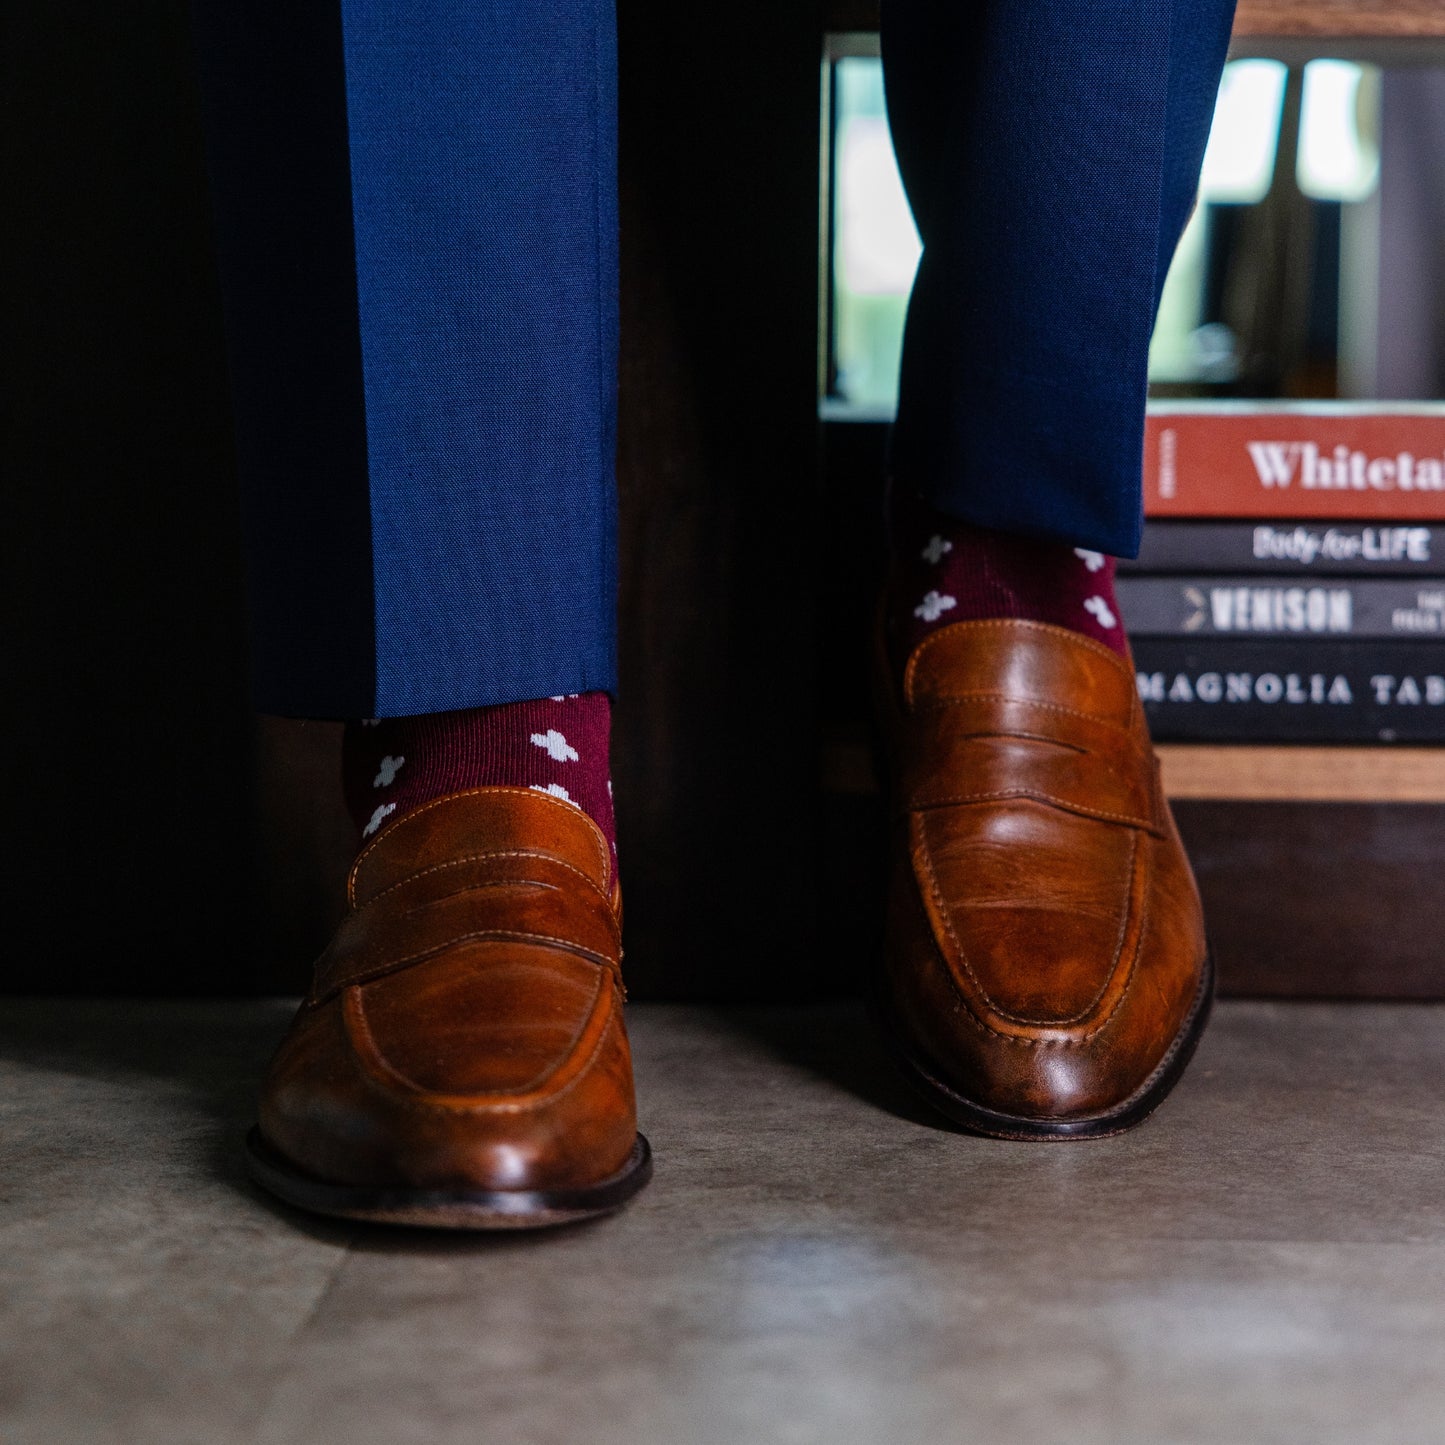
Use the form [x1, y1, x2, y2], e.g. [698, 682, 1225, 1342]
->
[881, 0, 1236, 556]
[192, 1, 618, 718]
[196, 1, 1229, 716]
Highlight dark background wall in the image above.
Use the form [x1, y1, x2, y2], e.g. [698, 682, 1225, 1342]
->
[14, 4, 1445, 1002]
[5, 0, 838, 999]
[6, 3, 260, 992]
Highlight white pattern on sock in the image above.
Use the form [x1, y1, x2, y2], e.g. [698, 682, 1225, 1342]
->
[1083, 595, 1117, 629]
[530, 782, 574, 802]
[372, 755, 405, 788]
[921, 535, 954, 565]
[913, 591, 958, 623]
[362, 802, 396, 838]
[1074, 548, 1106, 572]
[530, 728, 580, 762]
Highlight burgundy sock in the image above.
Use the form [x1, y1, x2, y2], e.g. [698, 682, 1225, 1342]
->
[887, 488, 1126, 670]
[342, 692, 617, 860]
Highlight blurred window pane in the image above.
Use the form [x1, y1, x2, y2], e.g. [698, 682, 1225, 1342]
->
[1298, 60, 1380, 202]
[1199, 60, 1287, 204]
[830, 57, 920, 415]
[822, 50, 1383, 417]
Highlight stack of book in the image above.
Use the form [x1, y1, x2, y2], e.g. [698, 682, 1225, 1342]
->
[1122, 402, 1445, 742]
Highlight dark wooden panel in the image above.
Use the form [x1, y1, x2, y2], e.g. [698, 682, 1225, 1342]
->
[612, 0, 830, 999]
[25, 0, 1437, 1007]
[249, 719, 352, 996]
[7, 0, 838, 999]
[1176, 801, 1445, 998]
[826, 0, 881, 31]
[4, 4, 259, 993]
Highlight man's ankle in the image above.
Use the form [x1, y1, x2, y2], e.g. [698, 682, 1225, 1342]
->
[341, 693, 617, 862]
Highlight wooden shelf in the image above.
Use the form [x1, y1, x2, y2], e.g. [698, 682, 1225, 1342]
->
[1233, 0, 1445, 39]
[1157, 744, 1445, 802]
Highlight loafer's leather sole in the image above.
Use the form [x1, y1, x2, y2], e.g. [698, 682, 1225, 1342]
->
[873, 952, 1215, 1141]
[245, 1130, 653, 1230]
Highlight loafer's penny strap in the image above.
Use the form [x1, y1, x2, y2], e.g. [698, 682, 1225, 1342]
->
[897, 701, 1163, 833]
[311, 849, 621, 1005]
[349, 787, 613, 907]
[894, 620, 1163, 834]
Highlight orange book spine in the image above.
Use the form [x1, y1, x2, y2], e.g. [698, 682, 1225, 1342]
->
[1144, 404, 1445, 520]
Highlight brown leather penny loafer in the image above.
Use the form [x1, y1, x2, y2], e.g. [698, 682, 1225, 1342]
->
[246, 786, 651, 1228]
[874, 617, 1212, 1140]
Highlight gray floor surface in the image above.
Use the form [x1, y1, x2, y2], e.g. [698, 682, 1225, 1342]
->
[4, 997, 1445, 1445]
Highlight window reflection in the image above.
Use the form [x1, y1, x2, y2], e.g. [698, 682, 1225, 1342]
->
[823, 50, 1413, 417]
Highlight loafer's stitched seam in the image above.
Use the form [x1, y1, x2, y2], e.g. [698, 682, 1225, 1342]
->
[350, 786, 610, 904]
[362, 850, 614, 912]
[313, 928, 619, 1004]
[904, 618, 1137, 706]
[917, 693, 1134, 730]
[907, 789, 1157, 832]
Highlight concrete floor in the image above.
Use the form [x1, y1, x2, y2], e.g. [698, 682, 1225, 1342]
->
[4, 1001, 1445, 1445]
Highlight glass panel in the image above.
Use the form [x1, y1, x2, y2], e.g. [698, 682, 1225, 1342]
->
[1200, 59, 1288, 204]
[822, 51, 1400, 418]
[830, 57, 920, 415]
[1298, 60, 1381, 202]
